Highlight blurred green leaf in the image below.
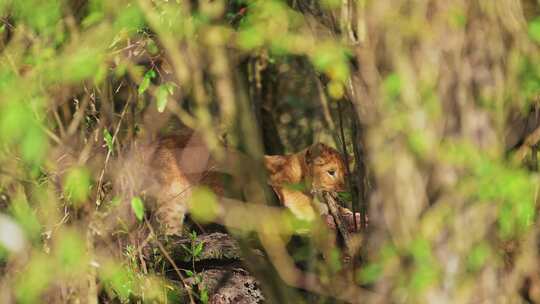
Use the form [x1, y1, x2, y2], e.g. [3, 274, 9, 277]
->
[189, 187, 219, 223]
[0, 101, 31, 144]
[238, 26, 264, 50]
[337, 191, 352, 202]
[131, 197, 145, 221]
[408, 238, 438, 291]
[200, 287, 209, 304]
[10, 196, 41, 240]
[12, 0, 61, 36]
[21, 124, 47, 164]
[467, 242, 491, 272]
[327, 80, 344, 99]
[156, 83, 175, 112]
[113, 4, 145, 33]
[383, 73, 401, 101]
[103, 129, 114, 153]
[357, 263, 383, 284]
[529, 17, 540, 43]
[55, 47, 105, 83]
[64, 167, 91, 205]
[328, 247, 342, 273]
[15, 253, 53, 304]
[56, 230, 86, 273]
[100, 262, 135, 301]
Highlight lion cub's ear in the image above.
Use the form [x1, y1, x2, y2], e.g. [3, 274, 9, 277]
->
[305, 143, 330, 166]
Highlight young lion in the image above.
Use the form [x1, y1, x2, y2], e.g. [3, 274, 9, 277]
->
[264, 143, 347, 221]
[116, 133, 349, 235]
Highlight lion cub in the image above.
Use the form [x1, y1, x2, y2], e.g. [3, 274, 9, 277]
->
[264, 143, 347, 221]
[118, 134, 347, 235]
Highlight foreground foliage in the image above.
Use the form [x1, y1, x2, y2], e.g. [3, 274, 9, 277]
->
[1, 0, 540, 303]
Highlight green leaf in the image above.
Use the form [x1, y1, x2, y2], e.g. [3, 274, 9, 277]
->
[200, 287, 209, 304]
[238, 26, 264, 50]
[130, 197, 145, 221]
[20, 123, 47, 164]
[64, 167, 91, 205]
[113, 4, 144, 33]
[193, 242, 204, 257]
[15, 253, 53, 304]
[60, 47, 104, 82]
[529, 17, 540, 43]
[337, 191, 352, 202]
[156, 83, 174, 112]
[10, 196, 41, 240]
[188, 187, 219, 223]
[138, 70, 156, 95]
[357, 263, 383, 284]
[383, 73, 401, 100]
[99, 263, 135, 301]
[185, 269, 194, 277]
[56, 231, 86, 273]
[467, 242, 491, 271]
[103, 129, 114, 153]
[13, 0, 61, 36]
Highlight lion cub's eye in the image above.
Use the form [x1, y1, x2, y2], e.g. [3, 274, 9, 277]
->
[327, 169, 336, 177]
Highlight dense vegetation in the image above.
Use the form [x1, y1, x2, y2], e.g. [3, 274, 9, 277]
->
[2, 0, 540, 303]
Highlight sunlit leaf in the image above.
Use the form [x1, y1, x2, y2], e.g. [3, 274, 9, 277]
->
[156, 83, 175, 112]
[100, 262, 135, 301]
[103, 128, 114, 153]
[10, 195, 41, 240]
[131, 197, 145, 221]
[383, 73, 401, 100]
[238, 26, 264, 50]
[529, 17, 540, 43]
[138, 70, 156, 95]
[113, 4, 145, 32]
[12, 0, 61, 36]
[467, 242, 491, 272]
[188, 186, 219, 223]
[193, 241, 204, 257]
[15, 253, 53, 304]
[357, 263, 383, 284]
[200, 287, 209, 304]
[20, 125, 47, 164]
[63, 167, 91, 205]
[56, 230, 86, 273]
[327, 80, 344, 100]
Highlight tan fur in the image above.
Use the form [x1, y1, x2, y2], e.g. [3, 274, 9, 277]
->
[116, 135, 346, 235]
[150, 133, 228, 235]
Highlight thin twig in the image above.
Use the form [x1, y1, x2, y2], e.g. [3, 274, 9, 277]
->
[95, 98, 131, 206]
[67, 95, 90, 136]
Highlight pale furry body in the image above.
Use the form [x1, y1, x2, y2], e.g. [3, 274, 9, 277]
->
[116, 132, 348, 235]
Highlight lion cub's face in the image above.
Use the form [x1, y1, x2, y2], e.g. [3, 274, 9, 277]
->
[305, 143, 347, 192]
